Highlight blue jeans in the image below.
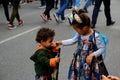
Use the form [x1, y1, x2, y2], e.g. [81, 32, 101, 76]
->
[72, 0, 81, 9]
[84, 0, 92, 9]
[74, 0, 81, 9]
[56, 0, 68, 20]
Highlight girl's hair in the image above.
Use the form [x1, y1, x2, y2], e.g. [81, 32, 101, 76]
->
[36, 27, 55, 43]
[72, 9, 91, 28]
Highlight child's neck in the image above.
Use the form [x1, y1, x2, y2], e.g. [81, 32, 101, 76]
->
[36, 45, 46, 50]
[84, 28, 93, 36]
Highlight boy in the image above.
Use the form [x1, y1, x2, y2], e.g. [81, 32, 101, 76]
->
[30, 27, 60, 80]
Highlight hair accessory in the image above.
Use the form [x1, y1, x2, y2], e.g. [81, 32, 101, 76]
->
[74, 14, 82, 23]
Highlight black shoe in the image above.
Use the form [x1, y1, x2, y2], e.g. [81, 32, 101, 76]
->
[91, 26, 95, 29]
[107, 21, 115, 26]
[91, 24, 95, 28]
[83, 8, 88, 13]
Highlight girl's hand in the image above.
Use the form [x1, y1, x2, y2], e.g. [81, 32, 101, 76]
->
[107, 75, 120, 80]
[51, 42, 59, 52]
[102, 75, 120, 80]
[56, 41, 62, 46]
[86, 53, 94, 64]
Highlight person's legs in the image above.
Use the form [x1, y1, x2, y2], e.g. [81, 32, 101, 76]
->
[2, 2, 10, 21]
[72, 0, 75, 6]
[67, 0, 72, 9]
[57, 0, 68, 20]
[8, 1, 23, 29]
[56, 0, 64, 15]
[10, 1, 21, 23]
[41, 0, 45, 6]
[75, 0, 81, 9]
[83, 0, 92, 12]
[44, 0, 54, 19]
[92, 0, 95, 5]
[103, 0, 115, 25]
[54, 0, 58, 9]
[91, 0, 102, 28]
[15, 2, 21, 22]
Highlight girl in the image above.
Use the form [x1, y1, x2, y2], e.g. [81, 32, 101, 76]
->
[56, 9, 107, 80]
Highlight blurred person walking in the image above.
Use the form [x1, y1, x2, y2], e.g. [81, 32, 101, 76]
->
[1, 0, 10, 22]
[38, 0, 46, 8]
[40, 0, 54, 22]
[91, 0, 115, 28]
[53, 0, 69, 23]
[8, 0, 24, 29]
[54, 0, 58, 9]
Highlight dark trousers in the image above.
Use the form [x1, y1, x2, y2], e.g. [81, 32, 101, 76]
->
[2, 2, 10, 21]
[44, 0, 54, 18]
[54, 0, 58, 8]
[92, 0, 112, 26]
[40, 0, 46, 6]
[67, 0, 72, 9]
[10, 1, 20, 24]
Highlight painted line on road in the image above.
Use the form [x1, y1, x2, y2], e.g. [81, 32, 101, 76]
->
[0, 26, 41, 45]
[0, 12, 71, 45]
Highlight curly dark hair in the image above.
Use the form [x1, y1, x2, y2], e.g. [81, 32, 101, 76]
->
[72, 9, 91, 28]
[35, 27, 55, 43]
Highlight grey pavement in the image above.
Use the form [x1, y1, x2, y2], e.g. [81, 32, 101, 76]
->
[0, 0, 120, 80]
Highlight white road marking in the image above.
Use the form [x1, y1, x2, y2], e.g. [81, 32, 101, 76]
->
[0, 26, 41, 44]
[0, 12, 72, 45]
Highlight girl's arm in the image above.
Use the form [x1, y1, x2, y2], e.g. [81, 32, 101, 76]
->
[61, 32, 79, 46]
[56, 32, 79, 46]
[93, 33, 105, 57]
[86, 33, 105, 64]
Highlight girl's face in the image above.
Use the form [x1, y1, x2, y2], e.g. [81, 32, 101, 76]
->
[41, 37, 54, 49]
[72, 24, 89, 35]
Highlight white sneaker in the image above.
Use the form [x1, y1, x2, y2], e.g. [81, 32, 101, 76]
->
[38, 6, 46, 9]
[53, 13, 60, 23]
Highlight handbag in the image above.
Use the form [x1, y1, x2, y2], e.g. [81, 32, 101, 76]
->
[91, 55, 109, 77]
[91, 30, 109, 77]
[91, 30, 109, 76]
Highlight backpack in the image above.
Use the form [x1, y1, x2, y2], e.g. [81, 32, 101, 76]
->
[71, 30, 108, 59]
[93, 30, 108, 59]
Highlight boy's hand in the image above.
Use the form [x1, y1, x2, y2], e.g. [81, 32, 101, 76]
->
[50, 57, 60, 67]
[56, 57, 60, 63]
[86, 53, 94, 64]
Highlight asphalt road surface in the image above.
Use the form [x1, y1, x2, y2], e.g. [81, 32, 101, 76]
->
[0, 0, 120, 80]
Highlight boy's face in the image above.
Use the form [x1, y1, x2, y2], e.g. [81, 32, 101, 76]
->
[41, 37, 54, 49]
